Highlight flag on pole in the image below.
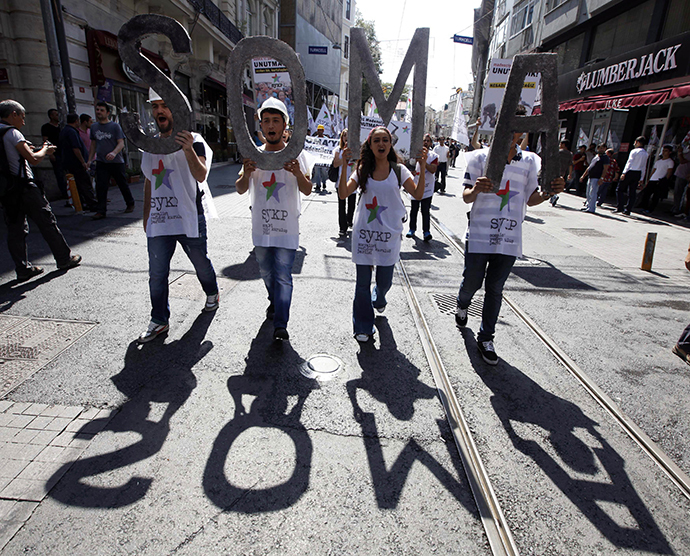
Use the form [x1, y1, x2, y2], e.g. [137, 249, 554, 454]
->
[367, 98, 378, 118]
[577, 128, 589, 149]
[307, 108, 317, 134]
[404, 95, 412, 123]
[451, 95, 469, 146]
[315, 103, 334, 137]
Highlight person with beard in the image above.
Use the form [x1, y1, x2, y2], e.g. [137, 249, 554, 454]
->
[236, 97, 312, 341]
[87, 101, 135, 220]
[137, 89, 219, 344]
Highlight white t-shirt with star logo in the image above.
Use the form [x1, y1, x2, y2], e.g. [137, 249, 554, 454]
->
[244, 147, 309, 249]
[351, 165, 412, 266]
[141, 132, 215, 238]
[462, 147, 540, 257]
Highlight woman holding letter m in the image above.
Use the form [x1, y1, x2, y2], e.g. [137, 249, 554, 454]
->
[339, 126, 428, 343]
[456, 106, 565, 365]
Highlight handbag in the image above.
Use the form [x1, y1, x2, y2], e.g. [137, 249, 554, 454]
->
[328, 162, 339, 183]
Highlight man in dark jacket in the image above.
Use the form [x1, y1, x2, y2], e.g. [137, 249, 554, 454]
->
[59, 113, 97, 211]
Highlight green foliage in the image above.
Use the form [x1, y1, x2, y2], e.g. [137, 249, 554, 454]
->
[382, 82, 411, 103]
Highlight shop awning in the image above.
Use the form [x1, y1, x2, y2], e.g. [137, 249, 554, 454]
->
[560, 82, 690, 112]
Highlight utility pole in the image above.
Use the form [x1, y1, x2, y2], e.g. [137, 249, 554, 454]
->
[39, 0, 68, 121]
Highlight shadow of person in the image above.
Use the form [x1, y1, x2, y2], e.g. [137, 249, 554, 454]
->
[460, 329, 672, 554]
[203, 319, 316, 513]
[47, 311, 216, 509]
[346, 317, 476, 512]
[0, 269, 78, 312]
[401, 238, 452, 261]
[222, 247, 308, 281]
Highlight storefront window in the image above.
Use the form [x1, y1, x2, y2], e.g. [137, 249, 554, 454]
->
[647, 104, 670, 120]
[664, 101, 690, 148]
[589, 0, 654, 62]
[662, 0, 690, 40]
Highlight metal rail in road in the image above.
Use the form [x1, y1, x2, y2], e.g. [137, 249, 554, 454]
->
[429, 214, 690, 502]
[396, 260, 520, 556]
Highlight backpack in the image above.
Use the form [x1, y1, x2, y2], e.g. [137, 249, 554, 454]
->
[328, 161, 339, 183]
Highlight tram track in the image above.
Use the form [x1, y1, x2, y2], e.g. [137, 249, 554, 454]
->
[396, 209, 690, 555]
[426, 213, 690, 502]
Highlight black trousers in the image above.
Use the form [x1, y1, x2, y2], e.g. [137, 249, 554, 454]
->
[338, 192, 356, 233]
[65, 164, 97, 209]
[1, 182, 72, 274]
[435, 162, 447, 192]
[50, 157, 68, 198]
[616, 170, 642, 212]
[410, 196, 432, 233]
[95, 161, 134, 215]
[637, 178, 670, 212]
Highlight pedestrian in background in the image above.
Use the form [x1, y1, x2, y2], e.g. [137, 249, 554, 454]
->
[549, 139, 572, 207]
[568, 145, 587, 194]
[138, 89, 219, 344]
[59, 113, 97, 211]
[615, 136, 648, 215]
[407, 133, 438, 242]
[87, 101, 135, 220]
[78, 114, 93, 154]
[579, 143, 609, 213]
[236, 97, 312, 342]
[433, 136, 449, 193]
[673, 243, 690, 366]
[597, 148, 620, 206]
[638, 144, 675, 215]
[339, 126, 427, 343]
[312, 124, 330, 193]
[41, 108, 68, 200]
[0, 100, 81, 281]
[332, 128, 356, 237]
[672, 147, 689, 218]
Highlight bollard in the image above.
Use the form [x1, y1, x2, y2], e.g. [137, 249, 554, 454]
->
[65, 174, 82, 213]
[641, 232, 657, 271]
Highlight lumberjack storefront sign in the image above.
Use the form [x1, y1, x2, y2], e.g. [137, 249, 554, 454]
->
[576, 44, 681, 94]
[558, 31, 690, 102]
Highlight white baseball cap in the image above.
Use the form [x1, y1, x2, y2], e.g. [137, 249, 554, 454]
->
[258, 97, 289, 122]
[147, 87, 189, 105]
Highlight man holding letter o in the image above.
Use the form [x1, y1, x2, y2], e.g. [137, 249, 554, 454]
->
[235, 97, 312, 342]
[455, 105, 565, 365]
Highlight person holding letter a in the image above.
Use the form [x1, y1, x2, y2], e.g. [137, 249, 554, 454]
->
[236, 97, 312, 342]
[138, 88, 220, 344]
[339, 126, 428, 343]
[456, 105, 565, 365]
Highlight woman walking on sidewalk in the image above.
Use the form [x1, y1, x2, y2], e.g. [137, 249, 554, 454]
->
[339, 126, 427, 342]
[332, 129, 356, 236]
[406, 133, 438, 241]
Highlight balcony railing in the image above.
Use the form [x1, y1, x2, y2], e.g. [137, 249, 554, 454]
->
[187, 0, 244, 44]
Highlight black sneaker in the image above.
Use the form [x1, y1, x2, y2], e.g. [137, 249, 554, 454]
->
[478, 340, 498, 365]
[455, 305, 468, 328]
[16, 265, 44, 282]
[274, 327, 289, 341]
[266, 304, 275, 320]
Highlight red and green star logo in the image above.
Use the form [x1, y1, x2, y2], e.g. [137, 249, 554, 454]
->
[272, 73, 281, 83]
[263, 172, 286, 202]
[402, 125, 410, 134]
[365, 196, 387, 224]
[497, 180, 518, 211]
[152, 160, 174, 190]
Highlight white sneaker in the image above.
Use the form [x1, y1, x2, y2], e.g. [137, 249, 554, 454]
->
[138, 321, 169, 344]
[204, 292, 219, 312]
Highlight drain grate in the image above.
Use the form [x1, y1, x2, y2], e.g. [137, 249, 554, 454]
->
[564, 228, 611, 238]
[431, 293, 483, 318]
[0, 316, 97, 397]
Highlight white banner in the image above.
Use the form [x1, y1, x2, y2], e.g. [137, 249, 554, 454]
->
[480, 58, 541, 134]
[303, 136, 339, 165]
[451, 96, 470, 146]
[252, 57, 295, 124]
[358, 115, 412, 161]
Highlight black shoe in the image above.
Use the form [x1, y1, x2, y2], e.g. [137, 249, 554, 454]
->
[612, 209, 623, 213]
[57, 254, 82, 270]
[273, 327, 289, 341]
[16, 266, 44, 282]
[91, 212, 106, 220]
[477, 340, 498, 365]
[266, 304, 275, 320]
[672, 344, 690, 366]
[455, 305, 468, 328]
[124, 204, 135, 213]
[623, 210, 631, 216]
[423, 231, 432, 242]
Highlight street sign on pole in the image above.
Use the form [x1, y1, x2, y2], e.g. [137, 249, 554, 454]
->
[452, 35, 473, 45]
[308, 46, 328, 55]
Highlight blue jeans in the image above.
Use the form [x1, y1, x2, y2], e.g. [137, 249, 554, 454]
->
[353, 264, 395, 335]
[312, 165, 328, 189]
[147, 216, 218, 325]
[457, 251, 516, 343]
[586, 177, 599, 212]
[254, 246, 296, 329]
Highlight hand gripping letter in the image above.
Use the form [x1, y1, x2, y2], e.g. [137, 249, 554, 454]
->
[485, 53, 560, 192]
[348, 28, 429, 159]
[118, 15, 192, 154]
[226, 36, 307, 170]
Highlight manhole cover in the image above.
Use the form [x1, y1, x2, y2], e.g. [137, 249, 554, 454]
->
[564, 228, 611, 238]
[0, 316, 97, 397]
[430, 293, 483, 318]
[300, 354, 343, 381]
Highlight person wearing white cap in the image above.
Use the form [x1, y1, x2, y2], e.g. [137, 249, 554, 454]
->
[235, 97, 312, 341]
[137, 88, 220, 344]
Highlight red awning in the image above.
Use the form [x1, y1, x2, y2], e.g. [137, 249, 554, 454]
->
[560, 83, 690, 112]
